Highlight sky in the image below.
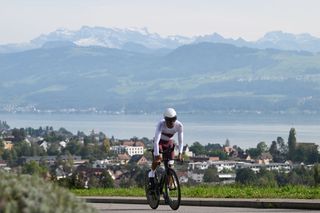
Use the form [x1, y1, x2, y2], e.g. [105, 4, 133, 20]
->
[1, 0, 320, 44]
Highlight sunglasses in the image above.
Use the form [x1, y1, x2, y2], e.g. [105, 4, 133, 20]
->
[165, 116, 177, 123]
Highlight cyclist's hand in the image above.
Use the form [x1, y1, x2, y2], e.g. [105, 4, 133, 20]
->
[154, 155, 162, 162]
[178, 153, 184, 162]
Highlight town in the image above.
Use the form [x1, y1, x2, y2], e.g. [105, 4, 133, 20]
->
[1, 120, 319, 188]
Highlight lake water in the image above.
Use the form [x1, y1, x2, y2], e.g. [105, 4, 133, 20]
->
[0, 113, 319, 149]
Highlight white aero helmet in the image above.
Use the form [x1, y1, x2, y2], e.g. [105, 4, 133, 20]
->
[163, 108, 177, 118]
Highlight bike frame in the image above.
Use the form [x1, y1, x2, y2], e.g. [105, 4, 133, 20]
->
[146, 148, 181, 210]
[155, 154, 171, 194]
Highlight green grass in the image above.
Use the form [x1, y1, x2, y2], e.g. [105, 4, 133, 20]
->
[72, 187, 145, 197]
[72, 185, 320, 199]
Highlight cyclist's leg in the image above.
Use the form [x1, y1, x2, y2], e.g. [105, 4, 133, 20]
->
[168, 142, 175, 168]
[166, 142, 176, 189]
[150, 142, 163, 172]
[148, 143, 163, 189]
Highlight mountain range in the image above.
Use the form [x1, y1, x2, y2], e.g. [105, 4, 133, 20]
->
[2, 26, 320, 54]
[0, 26, 320, 114]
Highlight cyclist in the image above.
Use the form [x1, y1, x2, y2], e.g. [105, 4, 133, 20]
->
[148, 108, 184, 188]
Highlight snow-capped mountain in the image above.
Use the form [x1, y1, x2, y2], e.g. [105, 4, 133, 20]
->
[30, 26, 191, 50]
[1, 26, 320, 54]
[256, 31, 320, 52]
[193, 32, 250, 47]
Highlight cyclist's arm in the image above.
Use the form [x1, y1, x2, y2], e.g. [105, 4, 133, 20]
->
[177, 123, 184, 154]
[153, 122, 162, 156]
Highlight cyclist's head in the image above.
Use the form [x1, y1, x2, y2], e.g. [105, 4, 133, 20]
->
[164, 108, 177, 127]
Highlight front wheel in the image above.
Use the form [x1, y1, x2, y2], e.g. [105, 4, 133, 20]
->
[164, 168, 181, 210]
[145, 170, 160, 209]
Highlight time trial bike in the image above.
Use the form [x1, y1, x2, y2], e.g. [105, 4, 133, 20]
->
[144, 148, 181, 210]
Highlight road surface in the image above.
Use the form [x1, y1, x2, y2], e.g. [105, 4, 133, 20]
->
[89, 203, 320, 213]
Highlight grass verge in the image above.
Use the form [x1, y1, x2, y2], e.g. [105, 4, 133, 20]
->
[72, 185, 320, 199]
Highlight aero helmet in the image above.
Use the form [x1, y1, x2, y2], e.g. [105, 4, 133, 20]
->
[163, 108, 177, 118]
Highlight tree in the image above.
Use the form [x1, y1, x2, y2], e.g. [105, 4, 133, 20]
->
[100, 170, 114, 188]
[98, 132, 106, 141]
[207, 150, 228, 160]
[234, 145, 245, 158]
[287, 166, 314, 186]
[277, 137, 287, 155]
[87, 175, 100, 188]
[246, 148, 261, 159]
[275, 171, 288, 186]
[205, 143, 222, 151]
[80, 144, 94, 159]
[256, 168, 277, 187]
[203, 166, 219, 183]
[273, 137, 288, 162]
[269, 140, 285, 163]
[71, 171, 87, 188]
[134, 167, 148, 187]
[62, 154, 75, 174]
[31, 142, 46, 156]
[58, 127, 70, 134]
[235, 168, 257, 185]
[225, 139, 230, 147]
[0, 140, 4, 157]
[11, 128, 26, 143]
[47, 143, 60, 156]
[257, 141, 268, 153]
[119, 177, 135, 188]
[189, 142, 205, 156]
[22, 160, 48, 177]
[288, 128, 297, 161]
[144, 149, 153, 161]
[269, 141, 278, 157]
[103, 138, 110, 153]
[294, 144, 319, 164]
[15, 141, 33, 157]
[2, 149, 14, 161]
[0, 120, 10, 130]
[64, 141, 82, 155]
[314, 164, 320, 186]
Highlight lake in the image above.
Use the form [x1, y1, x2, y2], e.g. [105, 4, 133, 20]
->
[0, 112, 319, 149]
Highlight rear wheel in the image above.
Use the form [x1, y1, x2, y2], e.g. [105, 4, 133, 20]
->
[145, 170, 160, 209]
[164, 168, 181, 210]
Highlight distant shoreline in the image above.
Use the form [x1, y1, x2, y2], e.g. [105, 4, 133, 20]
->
[1, 112, 319, 149]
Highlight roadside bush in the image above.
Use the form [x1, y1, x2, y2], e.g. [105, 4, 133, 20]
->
[235, 168, 257, 185]
[0, 170, 97, 213]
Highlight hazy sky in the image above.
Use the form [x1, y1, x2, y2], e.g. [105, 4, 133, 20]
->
[1, 0, 319, 44]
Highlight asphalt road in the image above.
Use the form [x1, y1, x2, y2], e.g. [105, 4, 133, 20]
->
[89, 203, 320, 213]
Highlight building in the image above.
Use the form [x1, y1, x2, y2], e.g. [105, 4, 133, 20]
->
[18, 155, 82, 165]
[117, 153, 131, 165]
[128, 155, 148, 165]
[256, 152, 273, 164]
[122, 140, 145, 147]
[188, 171, 204, 182]
[92, 159, 110, 168]
[110, 145, 126, 154]
[236, 162, 292, 173]
[3, 141, 13, 150]
[125, 146, 144, 156]
[110, 139, 146, 156]
[183, 145, 193, 157]
[188, 161, 209, 170]
[210, 161, 239, 172]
